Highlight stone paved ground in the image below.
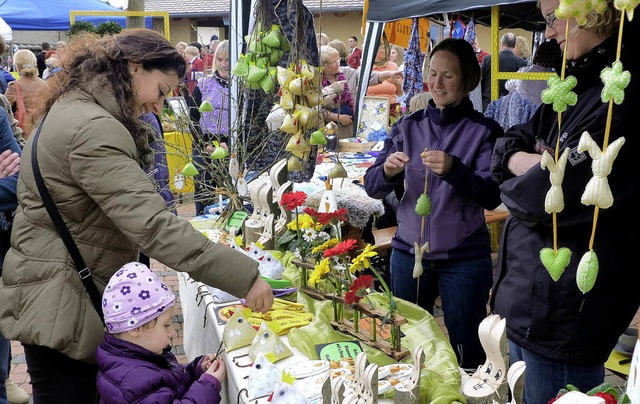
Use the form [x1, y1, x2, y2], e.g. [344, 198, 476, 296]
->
[7, 219, 638, 402]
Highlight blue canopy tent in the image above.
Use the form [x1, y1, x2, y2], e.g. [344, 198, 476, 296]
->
[0, 0, 151, 31]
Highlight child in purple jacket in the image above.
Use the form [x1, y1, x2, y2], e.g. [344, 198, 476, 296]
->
[96, 262, 225, 403]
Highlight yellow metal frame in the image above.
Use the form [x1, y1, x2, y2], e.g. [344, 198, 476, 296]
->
[490, 6, 554, 102]
[70, 11, 171, 40]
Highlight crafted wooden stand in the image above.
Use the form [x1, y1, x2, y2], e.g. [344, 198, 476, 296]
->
[293, 260, 410, 361]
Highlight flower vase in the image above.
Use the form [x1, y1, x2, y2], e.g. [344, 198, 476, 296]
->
[300, 266, 307, 289]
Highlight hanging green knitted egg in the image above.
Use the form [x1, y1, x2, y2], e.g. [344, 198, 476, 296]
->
[198, 100, 213, 112]
[181, 162, 199, 177]
[415, 193, 431, 216]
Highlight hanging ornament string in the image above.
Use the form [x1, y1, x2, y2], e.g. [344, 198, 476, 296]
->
[586, 10, 626, 250]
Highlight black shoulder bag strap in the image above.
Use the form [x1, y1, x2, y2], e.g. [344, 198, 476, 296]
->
[30, 119, 105, 325]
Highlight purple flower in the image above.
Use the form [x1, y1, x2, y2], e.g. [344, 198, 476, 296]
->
[102, 298, 107, 308]
[131, 307, 141, 315]
[139, 290, 151, 300]
[161, 284, 169, 291]
[120, 285, 131, 295]
[127, 273, 137, 279]
[116, 269, 124, 277]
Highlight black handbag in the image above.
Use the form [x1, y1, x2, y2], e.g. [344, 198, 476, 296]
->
[30, 120, 105, 325]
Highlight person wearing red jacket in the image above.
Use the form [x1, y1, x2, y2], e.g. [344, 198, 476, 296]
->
[347, 36, 362, 69]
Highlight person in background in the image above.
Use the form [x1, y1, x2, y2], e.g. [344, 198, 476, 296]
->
[347, 36, 363, 69]
[0, 29, 272, 404]
[0, 107, 28, 404]
[505, 39, 562, 106]
[490, 1, 639, 402]
[186, 40, 230, 216]
[184, 45, 205, 95]
[175, 41, 187, 59]
[0, 37, 16, 96]
[206, 34, 220, 72]
[366, 37, 403, 112]
[328, 39, 349, 66]
[43, 57, 62, 81]
[514, 36, 532, 61]
[473, 39, 489, 65]
[316, 33, 329, 47]
[481, 32, 527, 110]
[41, 50, 57, 80]
[364, 38, 502, 369]
[4, 49, 46, 139]
[390, 45, 405, 71]
[96, 262, 225, 404]
[35, 42, 50, 78]
[320, 45, 354, 139]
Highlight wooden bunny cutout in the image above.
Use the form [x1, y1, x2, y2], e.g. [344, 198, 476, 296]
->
[394, 346, 426, 404]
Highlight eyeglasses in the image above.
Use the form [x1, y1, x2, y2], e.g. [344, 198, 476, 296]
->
[544, 10, 557, 28]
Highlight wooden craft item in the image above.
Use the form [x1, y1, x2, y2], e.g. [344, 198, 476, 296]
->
[393, 346, 425, 404]
[343, 352, 379, 404]
[506, 360, 526, 404]
[462, 314, 508, 404]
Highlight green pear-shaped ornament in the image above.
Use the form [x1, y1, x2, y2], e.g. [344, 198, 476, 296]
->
[328, 162, 348, 179]
[211, 147, 228, 159]
[181, 162, 199, 177]
[309, 129, 327, 145]
[259, 74, 275, 93]
[199, 100, 214, 112]
[269, 49, 285, 65]
[230, 55, 249, 77]
[246, 63, 267, 83]
[287, 156, 303, 171]
[415, 193, 432, 216]
[262, 25, 282, 48]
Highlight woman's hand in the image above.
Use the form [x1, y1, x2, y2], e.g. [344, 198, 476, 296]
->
[421, 150, 452, 176]
[244, 277, 274, 313]
[507, 151, 542, 176]
[338, 115, 353, 126]
[0, 150, 20, 178]
[378, 70, 403, 82]
[205, 357, 226, 383]
[383, 152, 409, 179]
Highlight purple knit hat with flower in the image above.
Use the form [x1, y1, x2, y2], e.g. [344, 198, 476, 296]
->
[103, 262, 176, 334]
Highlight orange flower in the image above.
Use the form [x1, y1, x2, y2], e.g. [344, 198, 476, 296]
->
[279, 191, 307, 211]
[323, 239, 358, 257]
[317, 208, 348, 225]
[345, 275, 374, 304]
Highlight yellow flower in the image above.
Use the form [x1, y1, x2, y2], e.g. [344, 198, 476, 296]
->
[286, 213, 318, 231]
[308, 258, 332, 287]
[311, 238, 340, 254]
[349, 244, 378, 273]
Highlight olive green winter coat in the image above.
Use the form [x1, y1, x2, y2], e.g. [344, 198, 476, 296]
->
[0, 80, 259, 362]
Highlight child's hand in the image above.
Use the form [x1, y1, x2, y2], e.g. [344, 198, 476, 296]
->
[205, 357, 226, 383]
[201, 354, 216, 372]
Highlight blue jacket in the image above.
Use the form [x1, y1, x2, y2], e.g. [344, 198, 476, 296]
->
[0, 107, 21, 268]
[96, 334, 222, 404]
[364, 98, 502, 261]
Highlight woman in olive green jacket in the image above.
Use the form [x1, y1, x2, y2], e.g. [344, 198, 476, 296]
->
[0, 29, 273, 403]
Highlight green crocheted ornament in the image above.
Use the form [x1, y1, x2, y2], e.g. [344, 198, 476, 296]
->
[231, 55, 249, 77]
[415, 193, 431, 216]
[181, 162, 199, 177]
[198, 100, 213, 112]
[576, 250, 599, 294]
[540, 247, 572, 282]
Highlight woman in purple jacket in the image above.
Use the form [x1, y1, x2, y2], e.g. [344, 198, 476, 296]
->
[96, 262, 225, 403]
[364, 38, 503, 369]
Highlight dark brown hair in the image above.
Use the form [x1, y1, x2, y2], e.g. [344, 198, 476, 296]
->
[39, 29, 186, 163]
[429, 38, 481, 94]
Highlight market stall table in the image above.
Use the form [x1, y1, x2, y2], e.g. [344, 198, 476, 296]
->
[177, 265, 464, 403]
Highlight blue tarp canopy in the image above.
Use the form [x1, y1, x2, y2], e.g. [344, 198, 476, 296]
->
[0, 0, 151, 31]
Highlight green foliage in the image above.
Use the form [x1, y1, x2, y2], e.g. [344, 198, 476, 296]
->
[96, 21, 123, 37]
[68, 21, 97, 37]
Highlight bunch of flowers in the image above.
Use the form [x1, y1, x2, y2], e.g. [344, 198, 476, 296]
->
[277, 191, 336, 261]
[548, 383, 629, 404]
